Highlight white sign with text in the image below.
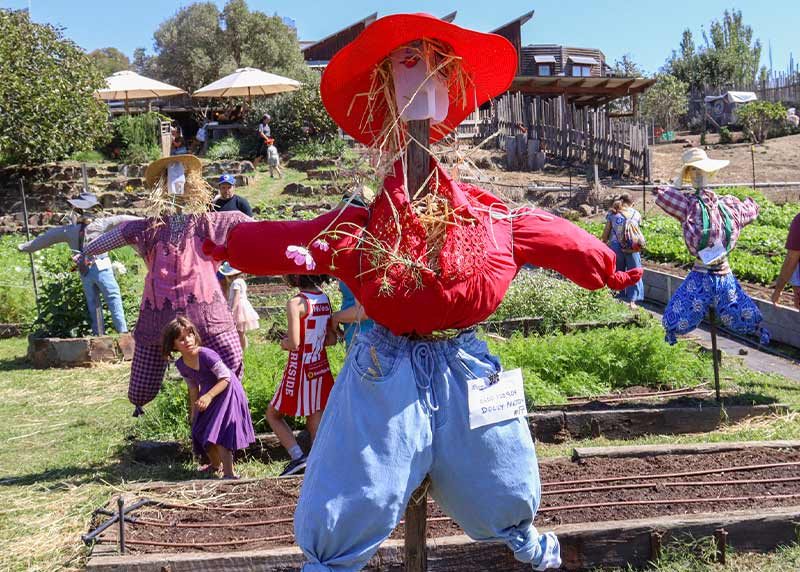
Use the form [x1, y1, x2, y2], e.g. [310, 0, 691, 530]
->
[467, 368, 527, 430]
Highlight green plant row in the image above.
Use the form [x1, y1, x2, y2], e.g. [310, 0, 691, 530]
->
[134, 321, 710, 441]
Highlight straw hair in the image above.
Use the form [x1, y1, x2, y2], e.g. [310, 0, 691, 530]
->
[144, 170, 215, 218]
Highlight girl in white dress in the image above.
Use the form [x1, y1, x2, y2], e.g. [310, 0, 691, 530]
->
[218, 262, 260, 350]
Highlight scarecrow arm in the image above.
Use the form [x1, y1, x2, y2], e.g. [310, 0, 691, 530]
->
[512, 207, 642, 291]
[721, 195, 759, 228]
[83, 219, 147, 257]
[654, 186, 690, 222]
[17, 226, 71, 253]
[203, 207, 368, 278]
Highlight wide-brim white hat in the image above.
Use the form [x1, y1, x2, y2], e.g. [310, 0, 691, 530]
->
[673, 147, 729, 187]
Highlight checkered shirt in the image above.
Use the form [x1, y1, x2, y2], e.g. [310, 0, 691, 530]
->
[654, 186, 759, 257]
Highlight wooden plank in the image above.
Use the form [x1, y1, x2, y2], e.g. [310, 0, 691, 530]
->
[87, 506, 800, 572]
[573, 439, 800, 461]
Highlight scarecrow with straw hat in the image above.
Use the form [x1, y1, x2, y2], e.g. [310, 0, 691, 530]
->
[654, 147, 769, 345]
[81, 154, 252, 414]
[205, 14, 643, 571]
[18, 192, 139, 336]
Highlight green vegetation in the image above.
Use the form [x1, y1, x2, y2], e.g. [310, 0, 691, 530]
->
[492, 270, 632, 327]
[581, 188, 798, 286]
[110, 111, 164, 164]
[738, 100, 787, 143]
[0, 10, 109, 165]
[640, 74, 689, 131]
[206, 136, 243, 161]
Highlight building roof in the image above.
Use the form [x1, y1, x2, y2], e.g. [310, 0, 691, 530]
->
[511, 76, 657, 107]
[490, 10, 535, 33]
[568, 55, 599, 65]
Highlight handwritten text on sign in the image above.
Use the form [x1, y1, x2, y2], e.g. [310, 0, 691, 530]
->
[467, 368, 527, 430]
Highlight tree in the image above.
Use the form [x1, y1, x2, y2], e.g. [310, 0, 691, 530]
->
[0, 10, 108, 165]
[132, 47, 157, 77]
[737, 100, 785, 143]
[88, 47, 130, 77]
[665, 9, 762, 92]
[639, 74, 689, 131]
[149, 0, 311, 92]
[613, 54, 643, 78]
[152, 2, 227, 93]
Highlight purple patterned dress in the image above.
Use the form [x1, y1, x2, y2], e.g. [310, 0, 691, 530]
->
[176, 347, 255, 456]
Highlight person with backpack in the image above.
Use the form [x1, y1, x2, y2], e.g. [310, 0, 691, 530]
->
[654, 148, 769, 345]
[601, 193, 644, 308]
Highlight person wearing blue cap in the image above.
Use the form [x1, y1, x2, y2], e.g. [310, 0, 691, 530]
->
[212, 174, 253, 217]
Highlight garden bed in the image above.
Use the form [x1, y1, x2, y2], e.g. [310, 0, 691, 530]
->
[87, 443, 800, 570]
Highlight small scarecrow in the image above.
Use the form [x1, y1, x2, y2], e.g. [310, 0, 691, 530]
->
[205, 14, 641, 571]
[81, 155, 251, 413]
[18, 192, 138, 336]
[655, 148, 769, 345]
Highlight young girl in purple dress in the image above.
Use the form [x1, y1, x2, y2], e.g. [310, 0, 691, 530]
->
[162, 316, 256, 478]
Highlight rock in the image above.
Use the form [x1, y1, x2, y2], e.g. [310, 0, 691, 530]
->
[577, 204, 593, 217]
[239, 160, 255, 173]
[117, 333, 136, 361]
[282, 182, 314, 197]
[88, 337, 118, 362]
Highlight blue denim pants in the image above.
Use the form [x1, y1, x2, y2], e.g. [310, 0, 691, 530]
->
[610, 243, 644, 303]
[294, 326, 560, 571]
[80, 264, 128, 335]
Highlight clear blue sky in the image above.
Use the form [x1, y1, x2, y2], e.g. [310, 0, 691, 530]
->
[5, 0, 798, 75]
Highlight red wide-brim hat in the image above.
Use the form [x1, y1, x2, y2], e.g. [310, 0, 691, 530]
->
[321, 13, 517, 146]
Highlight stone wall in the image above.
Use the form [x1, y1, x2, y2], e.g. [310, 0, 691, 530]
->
[0, 160, 254, 234]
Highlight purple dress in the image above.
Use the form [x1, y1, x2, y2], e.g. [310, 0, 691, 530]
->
[176, 347, 255, 456]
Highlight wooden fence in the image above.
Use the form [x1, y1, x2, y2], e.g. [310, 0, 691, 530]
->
[457, 92, 651, 179]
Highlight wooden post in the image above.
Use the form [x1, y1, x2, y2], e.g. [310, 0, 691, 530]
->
[19, 178, 41, 317]
[407, 119, 431, 199]
[708, 308, 722, 403]
[404, 118, 431, 572]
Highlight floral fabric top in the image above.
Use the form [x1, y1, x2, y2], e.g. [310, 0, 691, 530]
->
[84, 211, 251, 344]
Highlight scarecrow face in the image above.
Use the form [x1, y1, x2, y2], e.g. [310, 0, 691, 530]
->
[683, 166, 710, 189]
[390, 44, 449, 124]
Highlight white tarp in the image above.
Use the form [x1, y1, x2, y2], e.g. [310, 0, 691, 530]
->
[704, 91, 758, 104]
[567, 55, 599, 65]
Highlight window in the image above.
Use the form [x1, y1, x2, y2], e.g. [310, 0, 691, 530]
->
[537, 64, 552, 76]
[572, 65, 592, 77]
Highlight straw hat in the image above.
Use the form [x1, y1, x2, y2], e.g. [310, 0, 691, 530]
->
[144, 154, 202, 189]
[673, 148, 730, 187]
[320, 13, 517, 146]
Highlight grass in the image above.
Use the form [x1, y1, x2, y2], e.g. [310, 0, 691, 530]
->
[0, 325, 798, 570]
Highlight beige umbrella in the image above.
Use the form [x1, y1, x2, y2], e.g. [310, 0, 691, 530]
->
[95, 70, 186, 112]
[192, 67, 301, 100]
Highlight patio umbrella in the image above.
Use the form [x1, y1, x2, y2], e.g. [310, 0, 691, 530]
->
[95, 70, 186, 111]
[192, 67, 301, 100]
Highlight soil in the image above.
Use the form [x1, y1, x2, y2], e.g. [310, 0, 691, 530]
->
[95, 448, 800, 554]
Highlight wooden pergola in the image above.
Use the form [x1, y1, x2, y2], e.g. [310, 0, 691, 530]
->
[511, 76, 657, 111]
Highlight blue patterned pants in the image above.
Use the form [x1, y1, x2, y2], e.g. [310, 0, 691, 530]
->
[662, 271, 769, 345]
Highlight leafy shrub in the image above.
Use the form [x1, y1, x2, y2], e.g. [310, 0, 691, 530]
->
[0, 235, 40, 323]
[68, 149, 106, 163]
[247, 83, 338, 151]
[291, 139, 347, 160]
[31, 244, 143, 338]
[738, 100, 786, 143]
[0, 10, 109, 165]
[492, 270, 629, 330]
[719, 126, 733, 144]
[206, 137, 242, 160]
[111, 112, 164, 164]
